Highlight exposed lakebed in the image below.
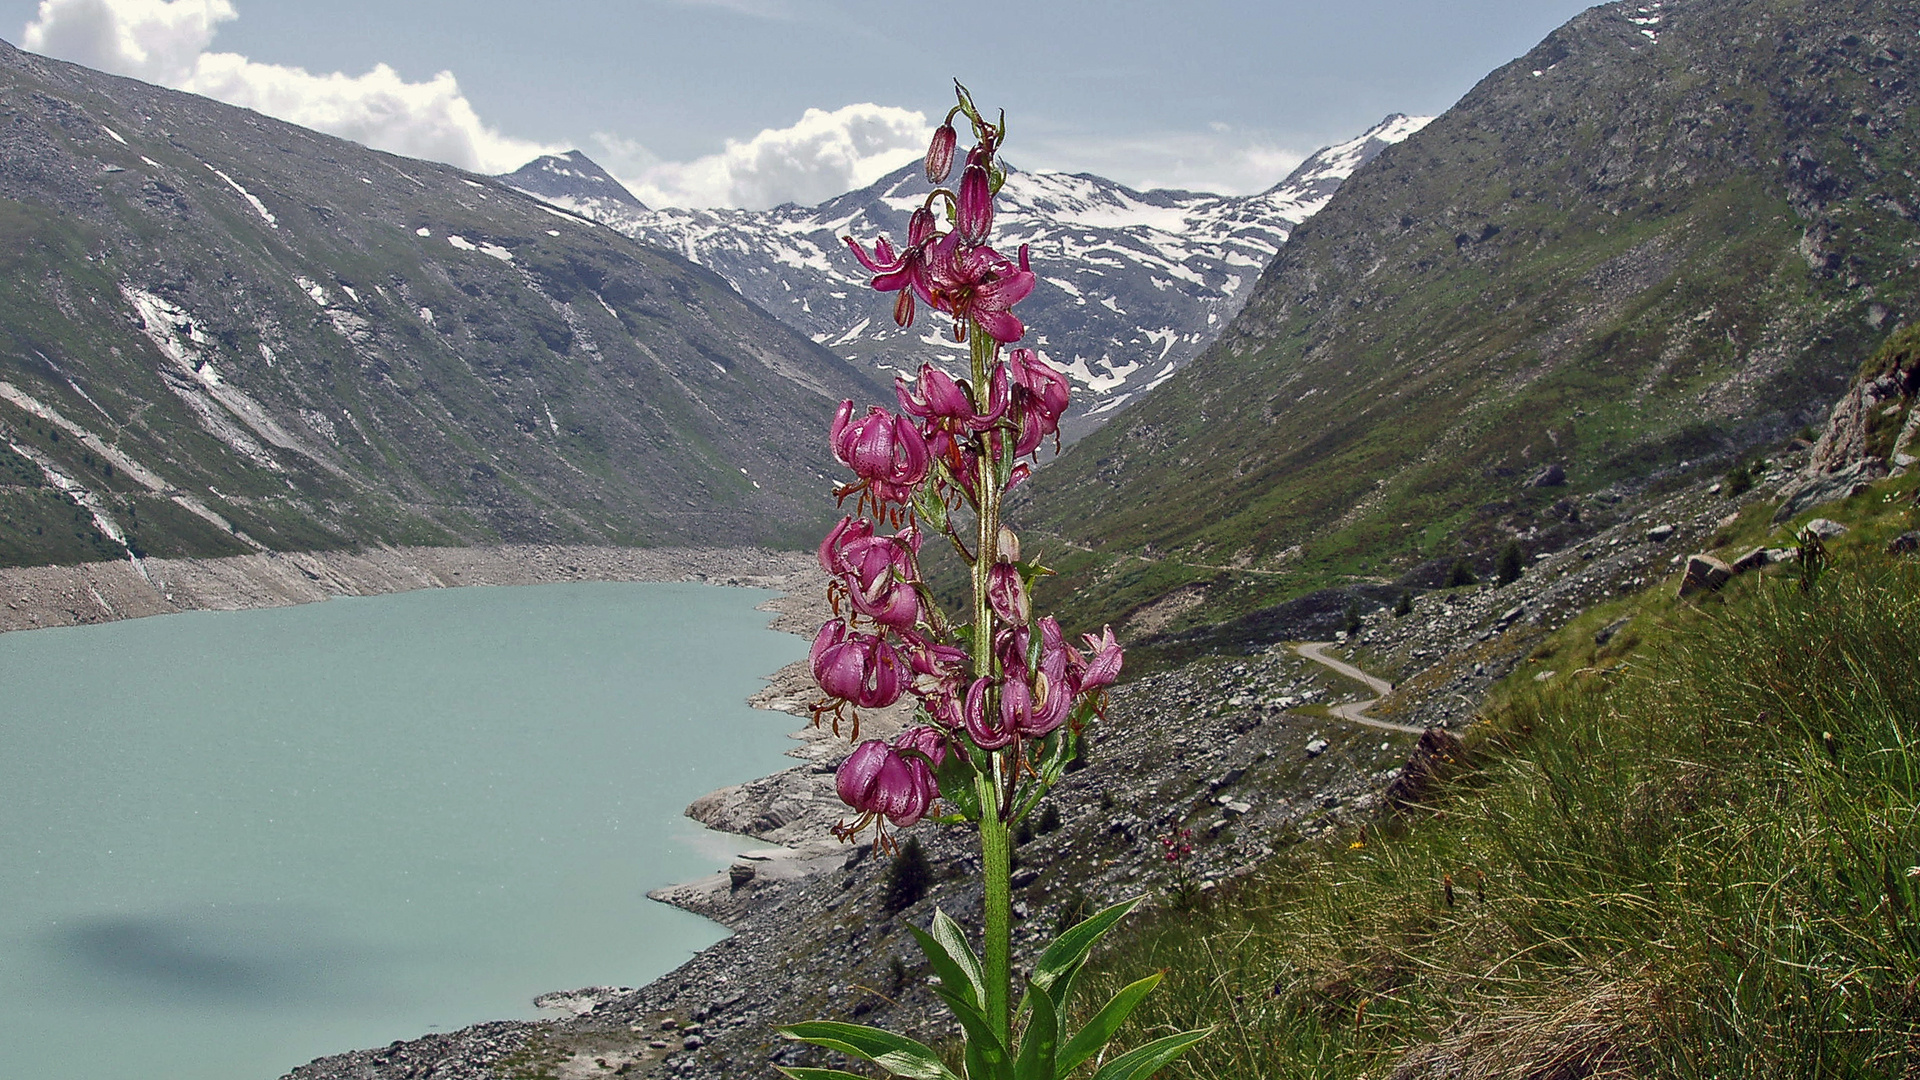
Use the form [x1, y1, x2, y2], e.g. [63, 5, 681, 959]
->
[0, 580, 804, 1080]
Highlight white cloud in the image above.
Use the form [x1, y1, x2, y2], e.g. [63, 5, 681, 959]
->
[20, 0, 557, 174]
[616, 104, 931, 210]
[22, 0, 231, 83]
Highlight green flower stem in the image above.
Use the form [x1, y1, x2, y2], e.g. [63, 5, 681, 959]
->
[966, 317, 1014, 1051]
[979, 769, 1012, 1046]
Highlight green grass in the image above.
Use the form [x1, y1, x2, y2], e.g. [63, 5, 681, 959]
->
[1077, 544, 1920, 1077]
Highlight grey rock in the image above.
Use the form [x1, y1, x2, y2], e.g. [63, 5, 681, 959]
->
[1677, 554, 1734, 598]
[1305, 738, 1329, 758]
[1593, 617, 1631, 646]
[1646, 524, 1677, 543]
[1888, 531, 1920, 556]
[1528, 463, 1567, 488]
[1731, 546, 1773, 573]
[1803, 518, 1849, 539]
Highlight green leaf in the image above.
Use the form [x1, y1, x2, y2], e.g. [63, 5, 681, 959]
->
[1012, 974, 1059, 1080]
[934, 754, 983, 821]
[775, 1070, 875, 1080]
[914, 483, 949, 533]
[779, 1021, 961, 1080]
[936, 986, 1011, 1080]
[1056, 973, 1163, 1076]
[1087, 1028, 1212, 1080]
[1029, 896, 1144, 1001]
[908, 910, 985, 1014]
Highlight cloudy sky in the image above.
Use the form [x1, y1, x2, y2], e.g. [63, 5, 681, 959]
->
[4, 0, 1596, 208]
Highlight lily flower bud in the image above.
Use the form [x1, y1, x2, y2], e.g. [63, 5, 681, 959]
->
[925, 121, 958, 184]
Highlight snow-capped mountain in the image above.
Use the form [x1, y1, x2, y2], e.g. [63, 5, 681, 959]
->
[503, 114, 1429, 435]
[500, 150, 649, 217]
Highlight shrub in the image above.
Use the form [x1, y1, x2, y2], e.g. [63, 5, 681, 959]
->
[879, 837, 932, 913]
[1496, 541, 1524, 585]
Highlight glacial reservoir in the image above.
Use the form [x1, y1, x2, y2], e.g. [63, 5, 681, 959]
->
[0, 581, 806, 1080]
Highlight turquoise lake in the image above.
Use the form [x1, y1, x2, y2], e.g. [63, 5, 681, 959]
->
[0, 581, 807, 1080]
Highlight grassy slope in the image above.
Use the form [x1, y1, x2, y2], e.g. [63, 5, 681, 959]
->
[1075, 466, 1920, 1078]
[1015, 0, 1920, 641]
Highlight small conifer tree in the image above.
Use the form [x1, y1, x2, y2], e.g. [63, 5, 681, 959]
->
[1497, 541, 1524, 585]
[881, 836, 933, 912]
[1447, 557, 1478, 588]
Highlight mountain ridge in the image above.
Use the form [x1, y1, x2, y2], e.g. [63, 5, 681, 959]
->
[1013, 0, 1920, 642]
[0, 36, 880, 569]
[501, 114, 1430, 435]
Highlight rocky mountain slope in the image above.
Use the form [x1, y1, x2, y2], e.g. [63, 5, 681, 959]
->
[1015, 0, 1920, 641]
[503, 116, 1430, 436]
[0, 38, 879, 570]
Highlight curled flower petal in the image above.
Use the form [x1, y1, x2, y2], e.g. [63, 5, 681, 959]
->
[963, 676, 1017, 750]
[987, 562, 1029, 625]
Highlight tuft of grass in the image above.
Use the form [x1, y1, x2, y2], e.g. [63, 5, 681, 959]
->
[1078, 553, 1920, 1078]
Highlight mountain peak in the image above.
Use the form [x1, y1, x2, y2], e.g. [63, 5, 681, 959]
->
[500, 151, 648, 212]
[1262, 113, 1434, 199]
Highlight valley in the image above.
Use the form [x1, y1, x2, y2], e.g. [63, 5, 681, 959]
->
[1, 0, 1918, 1076]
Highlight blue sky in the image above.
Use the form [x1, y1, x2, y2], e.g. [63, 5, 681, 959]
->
[4, 0, 1597, 206]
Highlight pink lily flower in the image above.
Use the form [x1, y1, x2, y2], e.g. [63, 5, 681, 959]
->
[896, 363, 1009, 437]
[846, 207, 938, 328]
[987, 561, 1029, 625]
[811, 620, 908, 710]
[962, 676, 1018, 750]
[831, 401, 931, 510]
[1078, 625, 1123, 692]
[1008, 348, 1072, 456]
[927, 235, 1035, 344]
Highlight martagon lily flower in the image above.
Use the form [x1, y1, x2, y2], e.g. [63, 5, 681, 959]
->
[847, 206, 938, 329]
[926, 232, 1035, 344]
[830, 401, 930, 513]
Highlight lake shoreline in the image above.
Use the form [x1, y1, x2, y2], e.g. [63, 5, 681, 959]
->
[0, 545, 820, 636]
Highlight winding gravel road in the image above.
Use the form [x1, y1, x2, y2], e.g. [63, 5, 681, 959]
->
[1292, 641, 1427, 734]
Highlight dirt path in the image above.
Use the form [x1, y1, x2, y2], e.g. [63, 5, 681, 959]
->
[1292, 641, 1427, 735]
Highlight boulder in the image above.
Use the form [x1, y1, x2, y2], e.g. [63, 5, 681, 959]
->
[1731, 546, 1773, 573]
[1527, 463, 1567, 488]
[1803, 518, 1849, 539]
[1646, 524, 1676, 542]
[1677, 554, 1734, 598]
[1889, 531, 1920, 556]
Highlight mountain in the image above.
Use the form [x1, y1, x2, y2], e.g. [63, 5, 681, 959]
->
[501, 116, 1430, 436]
[0, 39, 879, 569]
[1014, 0, 1920, 641]
[500, 150, 649, 216]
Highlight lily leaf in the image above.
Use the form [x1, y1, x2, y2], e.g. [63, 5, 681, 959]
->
[779, 1021, 961, 1080]
[933, 754, 983, 821]
[1087, 1028, 1212, 1080]
[914, 483, 949, 533]
[1055, 973, 1162, 1076]
[1012, 975, 1059, 1080]
[935, 985, 1011, 1080]
[1028, 896, 1143, 1002]
[908, 910, 985, 1014]
[776, 1070, 874, 1080]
